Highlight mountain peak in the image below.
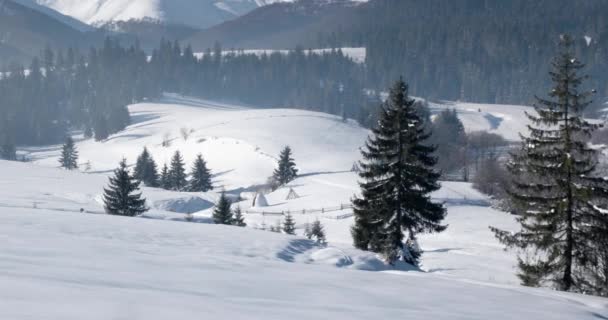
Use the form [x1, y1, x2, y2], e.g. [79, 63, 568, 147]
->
[28, 0, 298, 29]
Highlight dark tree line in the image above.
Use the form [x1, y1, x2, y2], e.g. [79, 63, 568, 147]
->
[315, 0, 608, 109]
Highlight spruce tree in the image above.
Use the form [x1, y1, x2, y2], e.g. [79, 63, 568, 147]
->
[160, 163, 171, 190]
[168, 150, 187, 191]
[351, 78, 447, 266]
[213, 192, 234, 225]
[282, 213, 296, 235]
[491, 35, 608, 294]
[133, 147, 159, 187]
[58, 136, 78, 170]
[0, 133, 16, 161]
[273, 146, 298, 185]
[310, 219, 327, 245]
[189, 154, 213, 192]
[232, 206, 247, 227]
[103, 159, 148, 217]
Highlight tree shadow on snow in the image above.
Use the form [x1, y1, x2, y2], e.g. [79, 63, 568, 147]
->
[276, 239, 318, 263]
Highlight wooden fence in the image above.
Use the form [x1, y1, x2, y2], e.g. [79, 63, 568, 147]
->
[245, 203, 354, 216]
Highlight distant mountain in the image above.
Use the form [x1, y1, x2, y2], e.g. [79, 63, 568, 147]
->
[11, 0, 93, 31]
[187, 0, 365, 50]
[29, 0, 300, 30]
[0, 0, 90, 64]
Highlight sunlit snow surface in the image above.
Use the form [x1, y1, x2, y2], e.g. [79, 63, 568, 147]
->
[4, 96, 607, 319]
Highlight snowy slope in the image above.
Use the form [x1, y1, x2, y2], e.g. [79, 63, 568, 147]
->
[26, 94, 368, 190]
[429, 101, 533, 141]
[6, 95, 608, 318]
[1, 161, 607, 319]
[16, 95, 539, 286]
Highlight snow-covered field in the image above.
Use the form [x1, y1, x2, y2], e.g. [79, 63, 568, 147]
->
[429, 101, 533, 141]
[4, 95, 608, 318]
[194, 47, 367, 64]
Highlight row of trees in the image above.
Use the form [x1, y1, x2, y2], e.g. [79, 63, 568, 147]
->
[133, 148, 214, 193]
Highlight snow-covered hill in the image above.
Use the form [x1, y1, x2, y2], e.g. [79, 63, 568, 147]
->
[6, 95, 608, 318]
[14, 95, 540, 286]
[1, 159, 607, 319]
[29, 0, 307, 29]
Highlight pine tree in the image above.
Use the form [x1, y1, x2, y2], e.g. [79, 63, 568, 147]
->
[232, 206, 247, 227]
[351, 79, 447, 266]
[272, 146, 298, 185]
[103, 159, 148, 216]
[189, 154, 213, 192]
[168, 150, 187, 191]
[160, 163, 171, 190]
[310, 219, 326, 244]
[58, 136, 78, 170]
[0, 132, 16, 161]
[491, 35, 608, 294]
[282, 213, 296, 235]
[303, 222, 312, 239]
[213, 192, 233, 224]
[133, 147, 159, 187]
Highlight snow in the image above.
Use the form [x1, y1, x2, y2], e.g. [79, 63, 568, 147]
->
[29, 0, 368, 28]
[25, 94, 368, 190]
[194, 47, 367, 64]
[1, 165, 607, 319]
[585, 35, 593, 46]
[5, 95, 608, 318]
[429, 100, 533, 141]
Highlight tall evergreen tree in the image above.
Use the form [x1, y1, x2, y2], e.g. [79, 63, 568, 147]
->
[102, 158, 148, 217]
[232, 206, 247, 227]
[160, 163, 171, 190]
[273, 146, 298, 185]
[213, 192, 233, 225]
[282, 213, 296, 235]
[352, 79, 447, 266]
[168, 150, 187, 191]
[491, 35, 608, 294]
[189, 154, 213, 192]
[133, 147, 159, 187]
[0, 133, 16, 161]
[58, 136, 79, 170]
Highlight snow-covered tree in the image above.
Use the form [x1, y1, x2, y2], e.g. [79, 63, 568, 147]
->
[232, 206, 247, 227]
[310, 219, 326, 245]
[133, 147, 159, 187]
[103, 158, 148, 217]
[491, 35, 608, 294]
[189, 154, 213, 192]
[58, 136, 78, 170]
[352, 78, 446, 266]
[168, 150, 187, 191]
[213, 192, 233, 225]
[282, 213, 296, 235]
[273, 146, 298, 185]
